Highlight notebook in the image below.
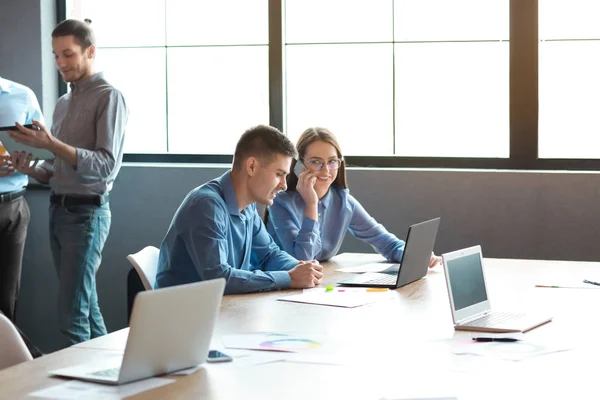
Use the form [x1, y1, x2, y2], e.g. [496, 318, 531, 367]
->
[49, 278, 225, 385]
[442, 245, 552, 333]
[337, 217, 440, 288]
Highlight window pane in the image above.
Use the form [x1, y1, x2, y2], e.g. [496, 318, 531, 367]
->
[395, 42, 509, 157]
[167, 47, 269, 154]
[394, 0, 508, 41]
[68, 0, 166, 47]
[286, 44, 393, 155]
[285, 0, 392, 44]
[539, 41, 600, 158]
[540, 0, 600, 40]
[95, 49, 167, 153]
[166, 0, 268, 46]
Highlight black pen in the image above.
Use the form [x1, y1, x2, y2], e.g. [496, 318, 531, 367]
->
[472, 337, 519, 342]
[583, 279, 600, 287]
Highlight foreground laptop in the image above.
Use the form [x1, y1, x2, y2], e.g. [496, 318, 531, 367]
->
[50, 278, 226, 385]
[442, 245, 552, 333]
[337, 217, 440, 289]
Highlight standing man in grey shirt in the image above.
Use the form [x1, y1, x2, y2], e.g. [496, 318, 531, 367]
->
[9, 19, 127, 345]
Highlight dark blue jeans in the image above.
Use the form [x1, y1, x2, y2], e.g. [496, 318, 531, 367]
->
[49, 202, 111, 345]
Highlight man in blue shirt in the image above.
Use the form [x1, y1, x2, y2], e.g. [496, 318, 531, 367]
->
[155, 125, 323, 294]
[0, 76, 44, 357]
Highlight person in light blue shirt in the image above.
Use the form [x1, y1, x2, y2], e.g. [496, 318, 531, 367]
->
[0, 76, 44, 358]
[155, 125, 323, 294]
[0, 76, 44, 196]
[267, 127, 442, 266]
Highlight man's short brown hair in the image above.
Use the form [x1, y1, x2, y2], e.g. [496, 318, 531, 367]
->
[233, 125, 297, 169]
[52, 19, 95, 49]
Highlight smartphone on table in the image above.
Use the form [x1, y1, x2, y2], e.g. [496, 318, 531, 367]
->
[207, 350, 233, 363]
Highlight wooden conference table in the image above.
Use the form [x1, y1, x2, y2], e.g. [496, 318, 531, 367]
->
[2, 253, 600, 399]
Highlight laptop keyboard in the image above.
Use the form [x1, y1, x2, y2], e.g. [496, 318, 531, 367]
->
[344, 273, 396, 285]
[466, 311, 526, 327]
[90, 367, 120, 378]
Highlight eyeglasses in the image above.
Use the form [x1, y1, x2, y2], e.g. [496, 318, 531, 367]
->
[301, 158, 344, 171]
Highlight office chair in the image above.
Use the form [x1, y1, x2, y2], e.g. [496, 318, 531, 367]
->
[0, 313, 33, 370]
[126, 246, 160, 322]
[126, 246, 160, 291]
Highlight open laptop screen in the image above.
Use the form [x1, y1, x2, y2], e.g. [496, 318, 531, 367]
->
[446, 252, 487, 311]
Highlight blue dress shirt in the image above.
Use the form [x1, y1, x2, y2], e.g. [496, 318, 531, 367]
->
[155, 171, 298, 294]
[267, 185, 406, 262]
[0, 77, 44, 193]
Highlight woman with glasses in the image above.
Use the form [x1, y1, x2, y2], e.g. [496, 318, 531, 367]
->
[266, 127, 441, 266]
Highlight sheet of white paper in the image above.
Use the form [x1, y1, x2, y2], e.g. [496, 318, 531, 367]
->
[29, 378, 175, 400]
[279, 288, 395, 308]
[336, 262, 399, 274]
[439, 337, 571, 362]
[222, 333, 327, 353]
[282, 353, 349, 366]
[232, 352, 285, 366]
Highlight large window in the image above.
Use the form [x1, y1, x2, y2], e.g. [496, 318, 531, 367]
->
[60, 1, 600, 170]
[66, 0, 269, 154]
[539, 1, 600, 159]
[286, 0, 508, 158]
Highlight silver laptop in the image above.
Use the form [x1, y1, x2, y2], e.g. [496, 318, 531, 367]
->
[50, 278, 226, 385]
[337, 217, 440, 288]
[442, 245, 552, 333]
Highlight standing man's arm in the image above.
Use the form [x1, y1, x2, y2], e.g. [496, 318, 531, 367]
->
[74, 90, 127, 176]
[9, 154, 52, 184]
[9, 90, 127, 173]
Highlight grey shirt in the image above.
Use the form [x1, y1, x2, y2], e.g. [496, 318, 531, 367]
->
[40, 72, 128, 195]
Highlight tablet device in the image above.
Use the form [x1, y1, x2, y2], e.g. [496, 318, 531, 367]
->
[0, 125, 55, 160]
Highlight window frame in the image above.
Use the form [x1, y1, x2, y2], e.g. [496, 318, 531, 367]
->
[56, 0, 600, 171]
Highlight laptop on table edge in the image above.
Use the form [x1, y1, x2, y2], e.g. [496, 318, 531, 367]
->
[49, 278, 226, 385]
[442, 245, 552, 333]
[337, 217, 441, 289]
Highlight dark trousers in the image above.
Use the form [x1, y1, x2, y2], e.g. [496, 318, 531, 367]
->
[0, 197, 42, 358]
[127, 268, 145, 323]
[0, 196, 29, 321]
